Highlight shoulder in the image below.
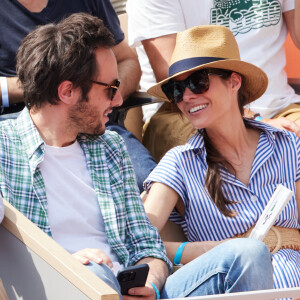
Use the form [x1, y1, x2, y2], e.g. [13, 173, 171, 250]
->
[101, 130, 125, 149]
[127, 0, 185, 46]
[0, 119, 18, 142]
[81, 130, 126, 155]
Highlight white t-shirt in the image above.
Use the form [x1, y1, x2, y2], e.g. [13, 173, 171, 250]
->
[0, 194, 4, 223]
[39, 141, 123, 274]
[127, 0, 300, 121]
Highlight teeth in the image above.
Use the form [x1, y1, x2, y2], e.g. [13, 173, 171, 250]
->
[189, 104, 208, 113]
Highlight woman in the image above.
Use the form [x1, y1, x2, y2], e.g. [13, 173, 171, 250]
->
[144, 25, 300, 291]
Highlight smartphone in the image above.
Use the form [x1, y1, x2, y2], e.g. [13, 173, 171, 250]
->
[117, 264, 149, 295]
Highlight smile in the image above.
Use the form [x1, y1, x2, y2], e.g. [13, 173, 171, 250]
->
[189, 104, 208, 113]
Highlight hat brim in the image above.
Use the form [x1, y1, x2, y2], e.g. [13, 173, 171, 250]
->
[147, 59, 268, 104]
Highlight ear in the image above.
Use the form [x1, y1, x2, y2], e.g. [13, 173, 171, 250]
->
[230, 72, 242, 93]
[57, 81, 79, 105]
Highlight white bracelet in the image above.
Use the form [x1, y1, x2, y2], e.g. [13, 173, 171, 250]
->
[0, 76, 9, 107]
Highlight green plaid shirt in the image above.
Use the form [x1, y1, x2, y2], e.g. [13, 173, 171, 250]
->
[0, 108, 171, 269]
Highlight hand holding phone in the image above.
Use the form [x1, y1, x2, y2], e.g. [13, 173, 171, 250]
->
[117, 264, 149, 295]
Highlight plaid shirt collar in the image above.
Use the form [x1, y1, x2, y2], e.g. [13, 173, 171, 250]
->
[16, 108, 46, 175]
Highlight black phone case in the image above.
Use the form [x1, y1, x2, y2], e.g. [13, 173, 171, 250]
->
[117, 264, 149, 295]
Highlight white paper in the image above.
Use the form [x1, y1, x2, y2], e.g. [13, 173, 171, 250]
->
[249, 184, 293, 241]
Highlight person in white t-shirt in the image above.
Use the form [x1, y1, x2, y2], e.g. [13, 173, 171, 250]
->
[127, 0, 300, 162]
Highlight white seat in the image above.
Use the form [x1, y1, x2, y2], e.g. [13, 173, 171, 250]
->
[0, 200, 119, 300]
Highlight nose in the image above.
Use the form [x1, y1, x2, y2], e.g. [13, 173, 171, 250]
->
[182, 87, 198, 102]
[111, 90, 123, 107]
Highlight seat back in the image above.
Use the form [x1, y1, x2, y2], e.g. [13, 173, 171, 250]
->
[0, 200, 119, 300]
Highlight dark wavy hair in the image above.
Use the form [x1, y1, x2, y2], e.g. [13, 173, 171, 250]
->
[203, 71, 249, 217]
[16, 13, 115, 109]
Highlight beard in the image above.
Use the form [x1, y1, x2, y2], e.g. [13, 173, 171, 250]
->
[67, 98, 105, 136]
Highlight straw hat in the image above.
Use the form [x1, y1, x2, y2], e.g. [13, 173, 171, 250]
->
[147, 25, 268, 104]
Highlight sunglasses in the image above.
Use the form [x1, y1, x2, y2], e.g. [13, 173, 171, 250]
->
[91, 79, 120, 100]
[161, 68, 232, 104]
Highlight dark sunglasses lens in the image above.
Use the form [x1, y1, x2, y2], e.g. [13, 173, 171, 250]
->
[162, 81, 185, 104]
[109, 80, 120, 100]
[188, 71, 209, 94]
[111, 87, 117, 100]
[162, 70, 210, 104]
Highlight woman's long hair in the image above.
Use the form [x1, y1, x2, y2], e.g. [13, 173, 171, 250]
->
[203, 73, 249, 217]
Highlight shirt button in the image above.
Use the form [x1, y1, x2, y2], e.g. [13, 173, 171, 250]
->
[251, 195, 258, 202]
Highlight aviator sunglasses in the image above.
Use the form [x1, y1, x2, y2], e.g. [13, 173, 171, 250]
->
[161, 68, 232, 104]
[91, 79, 120, 100]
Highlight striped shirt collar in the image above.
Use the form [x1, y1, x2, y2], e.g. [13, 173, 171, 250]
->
[181, 118, 291, 153]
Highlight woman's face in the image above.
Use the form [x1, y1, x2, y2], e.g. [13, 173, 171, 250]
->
[176, 70, 241, 130]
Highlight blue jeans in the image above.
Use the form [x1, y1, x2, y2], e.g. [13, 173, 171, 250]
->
[85, 262, 122, 299]
[86, 239, 273, 299]
[106, 122, 157, 192]
[161, 239, 274, 298]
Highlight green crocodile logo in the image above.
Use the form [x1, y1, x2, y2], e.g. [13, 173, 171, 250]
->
[211, 0, 282, 35]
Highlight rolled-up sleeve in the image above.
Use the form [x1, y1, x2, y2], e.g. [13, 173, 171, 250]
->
[118, 136, 172, 272]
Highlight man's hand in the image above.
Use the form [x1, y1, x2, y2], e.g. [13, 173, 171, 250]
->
[262, 117, 300, 138]
[123, 282, 156, 300]
[72, 248, 113, 268]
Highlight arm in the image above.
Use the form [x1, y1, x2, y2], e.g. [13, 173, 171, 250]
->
[243, 108, 300, 138]
[164, 240, 225, 265]
[0, 77, 24, 106]
[114, 137, 171, 298]
[124, 257, 169, 299]
[142, 33, 177, 83]
[284, 1, 300, 49]
[112, 40, 141, 100]
[144, 182, 225, 265]
[144, 182, 179, 231]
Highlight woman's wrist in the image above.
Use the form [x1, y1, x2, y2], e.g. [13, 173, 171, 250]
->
[174, 241, 190, 265]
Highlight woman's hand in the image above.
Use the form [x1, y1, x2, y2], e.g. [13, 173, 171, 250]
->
[72, 248, 113, 268]
[262, 117, 300, 138]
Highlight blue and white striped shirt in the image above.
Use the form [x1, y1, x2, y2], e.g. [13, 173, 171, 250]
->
[145, 119, 300, 290]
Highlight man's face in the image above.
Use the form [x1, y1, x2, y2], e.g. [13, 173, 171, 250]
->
[68, 47, 122, 135]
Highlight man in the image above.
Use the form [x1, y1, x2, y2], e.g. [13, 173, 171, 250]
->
[0, 12, 169, 298]
[0, 0, 156, 192]
[0, 13, 274, 299]
[127, 0, 300, 162]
